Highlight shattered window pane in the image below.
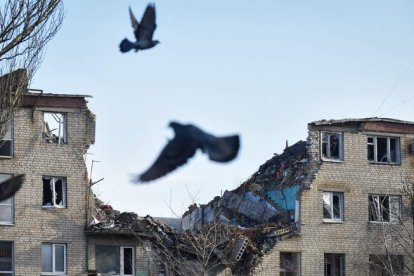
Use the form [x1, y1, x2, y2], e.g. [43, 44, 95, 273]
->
[321, 133, 343, 161]
[369, 195, 401, 223]
[0, 241, 13, 274]
[96, 245, 135, 275]
[0, 174, 13, 224]
[280, 252, 300, 276]
[42, 243, 66, 274]
[324, 253, 345, 276]
[369, 255, 404, 276]
[42, 177, 66, 208]
[367, 136, 400, 164]
[323, 192, 343, 222]
[0, 119, 13, 157]
[42, 112, 67, 144]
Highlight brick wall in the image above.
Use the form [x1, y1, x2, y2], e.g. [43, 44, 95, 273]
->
[0, 104, 95, 275]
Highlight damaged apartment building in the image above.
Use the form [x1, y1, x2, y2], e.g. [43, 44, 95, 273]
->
[0, 85, 95, 275]
[87, 118, 414, 276]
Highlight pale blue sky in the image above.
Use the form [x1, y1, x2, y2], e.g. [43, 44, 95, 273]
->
[32, 0, 414, 217]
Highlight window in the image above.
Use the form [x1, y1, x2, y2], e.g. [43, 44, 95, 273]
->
[42, 243, 66, 275]
[367, 137, 400, 164]
[369, 195, 401, 223]
[369, 255, 404, 276]
[95, 245, 135, 275]
[42, 177, 66, 208]
[325, 253, 345, 276]
[0, 174, 14, 224]
[280, 252, 300, 276]
[323, 192, 344, 222]
[321, 132, 343, 161]
[42, 112, 67, 144]
[0, 119, 13, 157]
[0, 241, 13, 276]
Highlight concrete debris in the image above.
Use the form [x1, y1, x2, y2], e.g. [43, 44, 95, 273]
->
[87, 140, 321, 275]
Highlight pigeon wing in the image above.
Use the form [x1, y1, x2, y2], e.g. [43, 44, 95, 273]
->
[135, 4, 157, 42]
[0, 174, 24, 201]
[136, 136, 198, 183]
[129, 7, 139, 32]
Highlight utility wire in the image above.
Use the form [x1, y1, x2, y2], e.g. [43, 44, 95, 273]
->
[373, 58, 414, 117]
[379, 94, 414, 118]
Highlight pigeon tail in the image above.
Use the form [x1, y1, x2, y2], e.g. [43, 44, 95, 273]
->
[206, 135, 240, 162]
[119, 38, 136, 53]
[0, 174, 25, 201]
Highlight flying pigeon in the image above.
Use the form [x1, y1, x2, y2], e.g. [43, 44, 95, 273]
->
[0, 174, 24, 201]
[134, 122, 240, 183]
[119, 3, 160, 53]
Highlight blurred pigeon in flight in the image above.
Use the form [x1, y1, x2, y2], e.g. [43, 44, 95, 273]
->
[0, 174, 24, 201]
[120, 3, 159, 53]
[134, 122, 240, 183]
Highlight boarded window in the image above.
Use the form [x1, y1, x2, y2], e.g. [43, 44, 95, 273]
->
[42, 112, 67, 144]
[42, 177, 66, 208]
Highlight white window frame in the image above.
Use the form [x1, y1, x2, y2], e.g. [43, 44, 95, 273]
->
[321, 132, 343, 161]
[42, 177, 67, 208]
[369, 195, 401, 224]
[41, 243, 66, 275]
[0, 119, 13, 158]
[367, 136, 400, 164]
[280, 252, 301, 276]
[0, 241, 13, 275]
[42, 112, 67, 145]
[120, 246, 135, 276]
[323, 192, 344, 223]
[0, 173, 14, 225]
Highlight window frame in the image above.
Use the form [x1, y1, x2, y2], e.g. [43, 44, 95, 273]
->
[323, 192, 344, 223]
[0, 118, 13, 158]
[41, 243, 66, 275]
[42, 112, 67, 145]
[0, 241, 13, 275]
[367, 136, 400, 165]
[0, 173, 15, 225]
[95, 245, 135, 276]
[324, 253, 345, 276]
[42, 176, 67, 208]
[368, 194, 402, 224]
[321, 132, 344, 161]
[280, 252, 301, 276]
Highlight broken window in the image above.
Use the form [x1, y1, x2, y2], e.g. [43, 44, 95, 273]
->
[0, 241, 13, 276]
[321, 132, 343, 161]
[42, 112, 67, 144]
[324, 253, 345, 276]
[323, 192, 344, 222]
[367, 136, 400, 164]
[42, 177, 66, 208]
[0, 119, 13, 157]
[95, 245, 135, 276]
[0, 174, 14, 224]
[369, 195, 401, 223]
[280, 252, 300, 276]
[42, 243, 66, 275]
[369, 255, 404, 276]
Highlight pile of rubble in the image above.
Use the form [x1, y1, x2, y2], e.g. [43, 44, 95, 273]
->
[87, 140, 321, 275]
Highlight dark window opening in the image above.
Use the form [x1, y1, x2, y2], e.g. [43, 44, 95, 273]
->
[280, 252, 300, 276]
[96, 245, 135, 275]
[42, 177, 66, 208]
[324, 253, 345, 276]
[0, 120, 13, 157]
[321, 133, 343, 160]
[0, 241, 13, 275]
[369, 195, 401, 223]
[367, 137, 400, 164]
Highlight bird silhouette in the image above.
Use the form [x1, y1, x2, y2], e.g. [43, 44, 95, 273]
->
[120, 3, 159, 53]
[134, 122, 240, 183]
[0, 174, 24, 201]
